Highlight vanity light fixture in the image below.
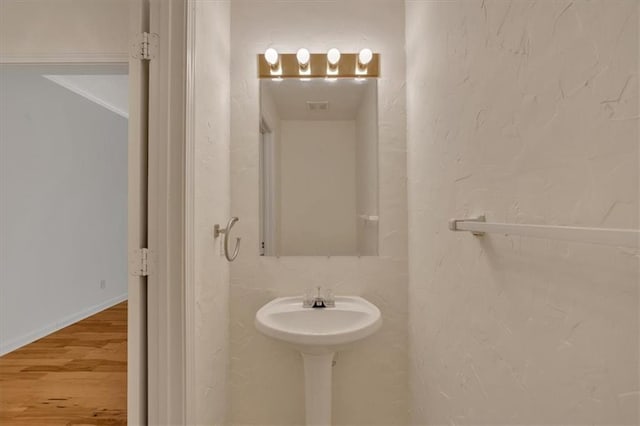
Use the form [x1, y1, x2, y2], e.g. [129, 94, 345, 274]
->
[257, 49, 379, 78]
[326, 48, 341, 75]
[296, 48, 311, 75]
[264, 48, 281, 75]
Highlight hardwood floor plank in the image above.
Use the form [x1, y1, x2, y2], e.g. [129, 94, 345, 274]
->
[0, 302, 127, 425]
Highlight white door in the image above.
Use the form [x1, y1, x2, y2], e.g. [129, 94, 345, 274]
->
[128, 1, 150, 424]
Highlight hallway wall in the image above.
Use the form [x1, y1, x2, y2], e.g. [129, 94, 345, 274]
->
[406, 0, 639, 424]
[0, 66, 128, 355]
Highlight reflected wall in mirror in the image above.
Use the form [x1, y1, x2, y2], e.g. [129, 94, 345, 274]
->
[259, 79, 379, 256]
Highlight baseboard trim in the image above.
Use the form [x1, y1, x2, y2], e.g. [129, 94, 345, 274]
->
[0, 293, 128, 356]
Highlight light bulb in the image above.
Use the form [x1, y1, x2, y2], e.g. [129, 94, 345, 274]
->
[264, 48, 279, 66]
[327, 48, 341, 65]
[296, 48, 310, 66]
[358, 48, 373, 66]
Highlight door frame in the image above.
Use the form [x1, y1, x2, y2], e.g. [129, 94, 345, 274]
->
[146, 0, 188, 424]
[184, 0, 197, 422]
[259, 118, 276, 256]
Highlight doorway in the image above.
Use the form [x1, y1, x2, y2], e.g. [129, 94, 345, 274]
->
[0, 63, 129, 356]
[0, 63, 130, 424]
[0, 0, 190, 423]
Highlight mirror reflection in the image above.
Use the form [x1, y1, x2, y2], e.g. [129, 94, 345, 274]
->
[259, 79, 379, 256]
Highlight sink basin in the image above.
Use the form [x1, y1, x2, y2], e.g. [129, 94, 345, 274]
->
[255, 295, 382, 426]
[255, 295, 382, 351]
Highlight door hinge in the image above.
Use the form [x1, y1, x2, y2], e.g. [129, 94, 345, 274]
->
[131, 248, 150, 277]
[133, 32, 158, 60]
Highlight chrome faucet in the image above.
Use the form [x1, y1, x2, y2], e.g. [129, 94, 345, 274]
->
[303, 286, 335, 308]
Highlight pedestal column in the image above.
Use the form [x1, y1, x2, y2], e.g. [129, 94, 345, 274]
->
[301, 352, 335, 426]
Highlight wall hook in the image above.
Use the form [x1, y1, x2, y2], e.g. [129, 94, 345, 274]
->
[214, 217, 241, 262]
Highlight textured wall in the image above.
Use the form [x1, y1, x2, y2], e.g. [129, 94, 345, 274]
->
[230, 0, 408, 424]
[193, 1, 230, 423]
[406, 0, 639, 424]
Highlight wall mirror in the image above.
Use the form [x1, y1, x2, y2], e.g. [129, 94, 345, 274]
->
[259, 78, 379, 256]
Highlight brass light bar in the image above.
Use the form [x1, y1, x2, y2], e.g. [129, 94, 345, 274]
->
[257, 52, 380, 78]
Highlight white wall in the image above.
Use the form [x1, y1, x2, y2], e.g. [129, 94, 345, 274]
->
[406, 0, 639, 424]
[0, 0, 129, 61]
[0, 66, 128, 354]
[355, 81, 378, 256]
[192, 0, 231, 423]
[279, 120, 357, 255]
[230, 0, 408, 424]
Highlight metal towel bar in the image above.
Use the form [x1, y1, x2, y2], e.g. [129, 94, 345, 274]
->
[449, 215, 639, 248]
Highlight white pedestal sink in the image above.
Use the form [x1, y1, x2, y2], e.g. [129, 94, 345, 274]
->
[255, 296, 382, 426]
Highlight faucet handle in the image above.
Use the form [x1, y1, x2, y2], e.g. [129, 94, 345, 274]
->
[324, 288, 335, 307]
[303, 287, 315, 308]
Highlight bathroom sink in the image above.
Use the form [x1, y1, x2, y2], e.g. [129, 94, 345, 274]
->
[255, 295, 382, 351]
[255, 294, 382, 425]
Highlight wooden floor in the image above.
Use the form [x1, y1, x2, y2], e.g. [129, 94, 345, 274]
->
[0, 302, 127, 425]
